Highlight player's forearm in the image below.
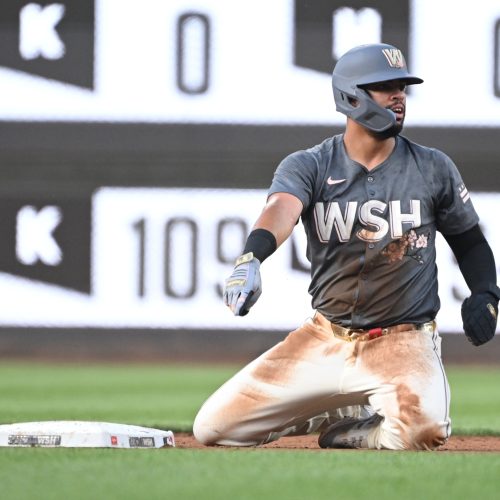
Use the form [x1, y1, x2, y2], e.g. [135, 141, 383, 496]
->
[457, 241, 497, 294]
[242, 193, 302, 262]
[252, 213, 295, 249]
[444, 225, 498, 293]
[252, 193, 303, 247]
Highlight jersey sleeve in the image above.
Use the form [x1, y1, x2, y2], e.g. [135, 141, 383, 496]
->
[267, 151, 318, 211]
[433, 150, 479, 235]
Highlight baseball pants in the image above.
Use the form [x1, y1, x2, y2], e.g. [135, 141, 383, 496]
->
[193, 312, 451, 450]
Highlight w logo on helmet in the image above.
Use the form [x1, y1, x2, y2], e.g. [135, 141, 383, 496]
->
[382, 48, 405, 68]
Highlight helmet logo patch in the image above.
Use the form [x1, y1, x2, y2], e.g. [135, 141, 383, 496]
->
[382, 48, 404, 68]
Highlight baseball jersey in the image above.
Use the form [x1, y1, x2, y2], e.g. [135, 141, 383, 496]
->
[268, 134, 479, 328]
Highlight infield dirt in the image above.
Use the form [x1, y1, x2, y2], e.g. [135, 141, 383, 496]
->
[175, 433, 500, 452]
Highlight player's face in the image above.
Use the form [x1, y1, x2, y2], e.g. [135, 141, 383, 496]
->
[363, 80, 407, 138]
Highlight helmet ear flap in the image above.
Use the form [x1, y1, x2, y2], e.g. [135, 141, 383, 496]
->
[332, 86, 353, 112]
[333, 86, 396, 132]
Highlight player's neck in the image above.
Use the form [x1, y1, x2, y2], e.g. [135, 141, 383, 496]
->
[343, 121, 396, 171]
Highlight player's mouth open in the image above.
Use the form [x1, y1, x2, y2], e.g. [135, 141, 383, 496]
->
[390, 105, 405, 120]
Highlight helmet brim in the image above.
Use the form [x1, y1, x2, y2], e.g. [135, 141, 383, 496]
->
[357, 75, 424, 87]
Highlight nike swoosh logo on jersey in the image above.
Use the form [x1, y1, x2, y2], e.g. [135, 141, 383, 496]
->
[327, 177, 346, 185]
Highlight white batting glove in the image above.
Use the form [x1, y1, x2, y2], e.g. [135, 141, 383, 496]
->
[223, 252, 262, 316]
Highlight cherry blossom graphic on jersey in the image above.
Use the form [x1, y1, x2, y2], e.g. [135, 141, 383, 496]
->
[381, 229, 430, 264]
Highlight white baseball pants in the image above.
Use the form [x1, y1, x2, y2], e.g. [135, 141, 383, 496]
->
[193, 312, 451, 450]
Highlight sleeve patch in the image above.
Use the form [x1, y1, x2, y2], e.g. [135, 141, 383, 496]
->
[458, 183, 470, 204]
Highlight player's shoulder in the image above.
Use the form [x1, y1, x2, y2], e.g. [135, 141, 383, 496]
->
[399, 135, 454, 165]
[284, 135, 339, 167]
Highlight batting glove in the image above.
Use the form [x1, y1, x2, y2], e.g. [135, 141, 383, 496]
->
[223, 252, 262, 316]
[461, 285, 500, 346]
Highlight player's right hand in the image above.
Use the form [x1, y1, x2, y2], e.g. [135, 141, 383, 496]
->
[223, 252, 262, 316]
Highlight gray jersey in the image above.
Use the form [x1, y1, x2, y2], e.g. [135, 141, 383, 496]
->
[268, 134, 479, 328]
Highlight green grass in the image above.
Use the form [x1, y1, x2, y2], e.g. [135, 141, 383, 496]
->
[0, 363, 236, 431]
[447, 366, 500, 434]
[0, 362, 498, 500]
[0, 362, 498, 434]
[0, 448, 499, 500]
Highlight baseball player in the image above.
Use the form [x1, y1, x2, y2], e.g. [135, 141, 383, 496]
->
[193, 43, 500, 450]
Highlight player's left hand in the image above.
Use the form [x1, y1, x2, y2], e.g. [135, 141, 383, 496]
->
[223, 252, 262, 316]
[461, 288, 500, 346]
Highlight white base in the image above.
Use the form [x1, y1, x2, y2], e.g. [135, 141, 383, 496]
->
[0, 421, 175, 448]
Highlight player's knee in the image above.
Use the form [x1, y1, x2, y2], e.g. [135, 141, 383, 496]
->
[192, 410, 219, 446]
[192, 407, 243, 446]
[193, 407, 269, 446]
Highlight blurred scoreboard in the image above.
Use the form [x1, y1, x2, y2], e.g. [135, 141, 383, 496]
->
[0, 188, 498, 333]
[0, 0, 500, 125]
[0, 0, 499, 332]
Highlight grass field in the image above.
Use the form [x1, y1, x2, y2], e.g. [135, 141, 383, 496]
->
[0, 362, 499, 500]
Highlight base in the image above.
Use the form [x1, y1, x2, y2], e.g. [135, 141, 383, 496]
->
[0, 421, 175, 448]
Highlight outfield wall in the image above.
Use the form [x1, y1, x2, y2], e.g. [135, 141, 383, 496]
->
[0, 328, 498, 365]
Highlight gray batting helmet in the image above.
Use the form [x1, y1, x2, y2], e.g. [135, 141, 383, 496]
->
[332, 43, 423, 132]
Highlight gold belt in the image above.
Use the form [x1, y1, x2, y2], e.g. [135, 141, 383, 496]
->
[330, 321, 435, 342]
